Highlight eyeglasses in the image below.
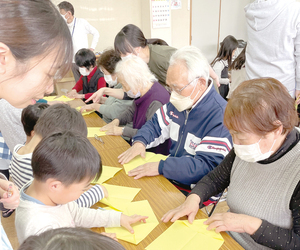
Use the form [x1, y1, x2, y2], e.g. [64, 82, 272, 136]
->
[94, 134, 104, 144]
[171, 77, 199, 93]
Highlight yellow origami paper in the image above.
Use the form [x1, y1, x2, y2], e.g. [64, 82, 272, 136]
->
[145, 220, 224, 250]
[76, 107, 95, 116]
[43, 96, 58, 102]
[105, 200, 159, 245]
[100, 183, 141, 211]
[123, 152, 168, 174]
[87, 127, 106, 137]
[52, 95, 75, 102]
[91, 166, 122, 184]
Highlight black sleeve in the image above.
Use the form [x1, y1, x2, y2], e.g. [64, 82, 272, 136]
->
[122, 92, 134, 100]
[250, 181, 300, 249]
[189, 149, 235, 207]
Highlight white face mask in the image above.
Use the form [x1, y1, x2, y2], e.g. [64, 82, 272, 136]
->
[61, 13, 68, 22]
[127, 89, 141, 99]
[121, 54, 133, 60]
[104, 74, 118, 87]
[79, 67, 89, 76]
[170, 80, 200, 112]
[233, 138, 276, 162]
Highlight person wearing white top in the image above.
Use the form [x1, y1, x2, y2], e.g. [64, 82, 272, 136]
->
[58, 1, 100, 82]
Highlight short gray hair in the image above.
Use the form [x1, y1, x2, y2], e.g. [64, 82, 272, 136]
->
[169, 46, 209, 84]
[115, 56, 157, 91]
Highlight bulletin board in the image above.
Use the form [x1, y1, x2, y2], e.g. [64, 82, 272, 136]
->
[151, 0, 171, 29]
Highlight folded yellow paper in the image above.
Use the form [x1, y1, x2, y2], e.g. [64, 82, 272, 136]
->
[43, 96, 58, 102]
[100, 183, 141, 211]
[87, 127, 106, 137]
[52, 95, 75, 102]
[76, 107, 95, 116]
[145, 219, 224, 250]
[123, 152, 168, 174]
[105, 200, 159, 245]
[91, 166, 122, 184]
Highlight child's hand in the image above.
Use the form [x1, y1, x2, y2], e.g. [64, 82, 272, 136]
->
[120, 214, 148, 234]
[100, 232, 118, 241]
[0, 181, 20, 210]
[99, 185, 108, 198]
[66, 89, 77, 98]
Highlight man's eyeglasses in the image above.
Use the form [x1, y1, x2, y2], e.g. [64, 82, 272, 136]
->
[170, 77, 199, 93]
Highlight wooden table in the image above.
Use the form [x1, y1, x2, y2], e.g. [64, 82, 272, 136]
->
[70, 100, 244, 250]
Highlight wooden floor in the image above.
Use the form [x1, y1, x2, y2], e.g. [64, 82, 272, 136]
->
[2, 201, 229, 249]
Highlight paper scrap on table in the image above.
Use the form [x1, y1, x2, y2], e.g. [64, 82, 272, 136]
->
[123, 152, 168, 174]
[91, 166, 122, 184]
[145, 219, 224, 250]
[87, 127, 106, 137]
[105, 200, 159, 245]
[100, 183, 141, 211]
[52, 95, 74, 102]
[76, 107, 95, 116]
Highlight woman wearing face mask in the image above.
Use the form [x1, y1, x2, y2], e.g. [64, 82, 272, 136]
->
[100, 56, 170, 154]
[80, 49, 133, 123]
[67, 49, 105, 101]
[162, 78, 300, 249]
[0, 0, 73, 249]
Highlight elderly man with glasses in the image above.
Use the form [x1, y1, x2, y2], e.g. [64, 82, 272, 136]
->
[118, 46, 232, 193]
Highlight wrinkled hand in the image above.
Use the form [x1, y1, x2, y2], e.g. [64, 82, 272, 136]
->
[85, 88, 106, 103]
[128, 162, 159, 179]
[100, 232, 118, 241]
[0, 181, 20, 210]
[204, 212, 262, 235]
[120, 214, 148, 233]
[105, 126, 123, 136]
[80, 103, 100, 113]
[100, 119, 120, 132]
[118, 142, 146, 165]
[161, 194, 200, 224]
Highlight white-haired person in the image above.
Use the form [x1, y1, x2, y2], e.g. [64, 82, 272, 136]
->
[118, 46, 232, 194]
[99, 56, 170, 155]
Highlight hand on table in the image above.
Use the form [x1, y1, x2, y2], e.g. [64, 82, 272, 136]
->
[118, 142, 146, 165]
[100, 232, 118, 241]
[100, 119, 120, 133]
[0, 180, 20, 210]
[66, 89, 77, 98]
[161, 194, 200, 224]
[85, 88, 107, 103]
[104, 126, 123, 136]
[120, 214, 148, 234]
[203, 212, 262, 235]
[128, 162, 159, 179]
[80, 103, 100, 113]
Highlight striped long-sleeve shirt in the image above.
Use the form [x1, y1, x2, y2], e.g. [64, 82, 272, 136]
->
[9, 145, 104, 208]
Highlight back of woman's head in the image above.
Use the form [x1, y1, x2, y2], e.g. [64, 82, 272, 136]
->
[0, 0, 72, 78]
[211, 35, 238, 67]
[224, 78, 298, 135]
[97, 49, 121, 74]
[114, 24, 147, 55]
[229, 45, 247, 71]
[18, 227, 126, 250]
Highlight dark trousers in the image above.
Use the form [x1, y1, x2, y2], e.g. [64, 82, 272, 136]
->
[219, 84, 229, 100]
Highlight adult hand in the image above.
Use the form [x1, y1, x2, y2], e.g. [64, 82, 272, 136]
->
[100, 232, 118, 241]
[118, 142, 146, 165]
[104, 126, 123, 136]
[296, 90, 300, 105]
[100, 119, 120, 132]
[120, 214, 148, 234]
[128, 162, 159, 179]
[0, 180, 20, 210]
[80, 103, 100, 113]
[204, 212, 262, 235]
[85, 88, 106, 103]
[66, 89, 77, 98]
[161, 194, 200, 224]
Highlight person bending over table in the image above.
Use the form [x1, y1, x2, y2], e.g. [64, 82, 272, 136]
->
[118, 46, 232, 191]
[162, 78, 300, 250]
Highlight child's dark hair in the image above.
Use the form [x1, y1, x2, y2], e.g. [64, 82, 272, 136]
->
[18, 227, 125, 250]
[211, 35, 238, 68]
[34, 104, 87, 138]
[75, 49, 96, 70]
[229, 45, 247, 71]
[58, 1, 74, 15]
[21, 103, 50, 136]
[96, 49, 121, 74]
[32, 131, 102, 185]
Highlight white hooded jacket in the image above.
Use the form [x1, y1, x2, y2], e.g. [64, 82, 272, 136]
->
[245, 0, 300, 97]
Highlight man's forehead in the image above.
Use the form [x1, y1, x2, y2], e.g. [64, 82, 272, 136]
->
[167, 63, 188, 85]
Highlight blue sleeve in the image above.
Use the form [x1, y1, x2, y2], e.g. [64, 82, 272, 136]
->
[37, 99, 48, 103]
[74, 185, 104, 208]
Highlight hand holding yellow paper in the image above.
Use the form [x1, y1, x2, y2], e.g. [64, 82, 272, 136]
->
[105, 200, 159, 245]
[76, 106, 95, 116]
[87, 127, 106, 137]
[91, 166, 122, 184]
[145, 219, 224, 250]
[123, 152, 168, 174]
[100, 183, 141, 211]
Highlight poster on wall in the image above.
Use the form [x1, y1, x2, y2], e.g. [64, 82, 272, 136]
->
[152, 0, 171, 29]
[171, 0, 182, 9]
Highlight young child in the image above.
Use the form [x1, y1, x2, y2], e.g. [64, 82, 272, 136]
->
[15, 131, 147, 244]
[9, 104, 107, 208]
[211, 35, 238, 99]
[67, 48, 106, 101]
[18, 227, 126, 250]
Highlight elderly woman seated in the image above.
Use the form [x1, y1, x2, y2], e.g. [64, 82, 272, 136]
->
[99, 56, 170, 155]
[162, 78, 300, 249]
